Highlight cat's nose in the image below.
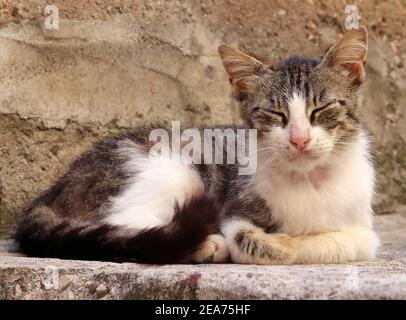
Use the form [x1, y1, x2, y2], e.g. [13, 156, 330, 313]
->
[289, 134, 311, 151]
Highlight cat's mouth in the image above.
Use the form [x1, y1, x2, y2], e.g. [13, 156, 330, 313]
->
[288, 150, 319, 164]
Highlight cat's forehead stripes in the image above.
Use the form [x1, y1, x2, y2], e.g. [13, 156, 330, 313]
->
[265, 58, 323, 112]
[277, 57, 320, 99]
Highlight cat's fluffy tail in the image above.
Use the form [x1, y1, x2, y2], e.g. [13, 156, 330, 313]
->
[15, 194, 219, 263]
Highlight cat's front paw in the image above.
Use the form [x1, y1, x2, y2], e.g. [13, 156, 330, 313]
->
[231, 230, 296, 265]
[193, 234, 230, 263]
[264, 233, 296, 264]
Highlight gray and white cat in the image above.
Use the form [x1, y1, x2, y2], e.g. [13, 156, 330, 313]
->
[16, 27, 379, 264]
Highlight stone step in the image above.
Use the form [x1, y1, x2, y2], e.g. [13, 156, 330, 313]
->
[1, 207, 405, 299]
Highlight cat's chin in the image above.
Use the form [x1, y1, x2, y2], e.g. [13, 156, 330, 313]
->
[283, 150, 329, 172]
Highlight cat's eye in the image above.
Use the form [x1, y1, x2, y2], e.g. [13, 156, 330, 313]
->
[269, 110, 288, 125]
[310, 100, 337, 123]
[252, 106, 287, 125]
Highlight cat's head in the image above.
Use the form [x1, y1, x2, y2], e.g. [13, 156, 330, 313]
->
[219, 27, 368, 172]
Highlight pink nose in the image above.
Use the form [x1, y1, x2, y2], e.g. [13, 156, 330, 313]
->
[289, 134, 311, 151]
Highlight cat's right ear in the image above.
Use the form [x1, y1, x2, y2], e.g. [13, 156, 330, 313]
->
[218, 44, 266, 96]
[318, 26, 368, 86]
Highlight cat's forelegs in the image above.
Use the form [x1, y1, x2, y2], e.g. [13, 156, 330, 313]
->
[222, 219, 380, 264]
[291, 226, 380, 264]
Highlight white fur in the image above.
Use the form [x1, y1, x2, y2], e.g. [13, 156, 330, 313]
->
[105, 140, 203, 229]
[287, 92, 309, 131]
[255, 132, 374, 235]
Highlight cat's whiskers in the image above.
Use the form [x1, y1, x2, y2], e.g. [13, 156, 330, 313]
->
[256, 146, 274, 153]
[370, 149, 404, 169]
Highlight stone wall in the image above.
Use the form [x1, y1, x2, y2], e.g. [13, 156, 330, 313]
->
[0, 0, 405, 237]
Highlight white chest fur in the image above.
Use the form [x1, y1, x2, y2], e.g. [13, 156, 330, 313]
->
[255, 136, 375, 235]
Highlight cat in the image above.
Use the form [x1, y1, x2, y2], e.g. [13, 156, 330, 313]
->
[15, 26, 379, 264]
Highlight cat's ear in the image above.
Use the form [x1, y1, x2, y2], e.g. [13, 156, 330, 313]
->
[318, 26, 368, 85]
[218, 44, 267, 95]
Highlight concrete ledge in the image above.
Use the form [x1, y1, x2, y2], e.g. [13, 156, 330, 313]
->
[1, 208, 405, 300]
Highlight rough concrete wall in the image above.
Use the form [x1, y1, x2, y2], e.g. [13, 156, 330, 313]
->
[0, 1, 405, 237]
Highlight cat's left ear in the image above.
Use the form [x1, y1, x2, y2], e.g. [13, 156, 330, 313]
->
[218, 44, 268, 96]
[318, 26, 368, 86]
